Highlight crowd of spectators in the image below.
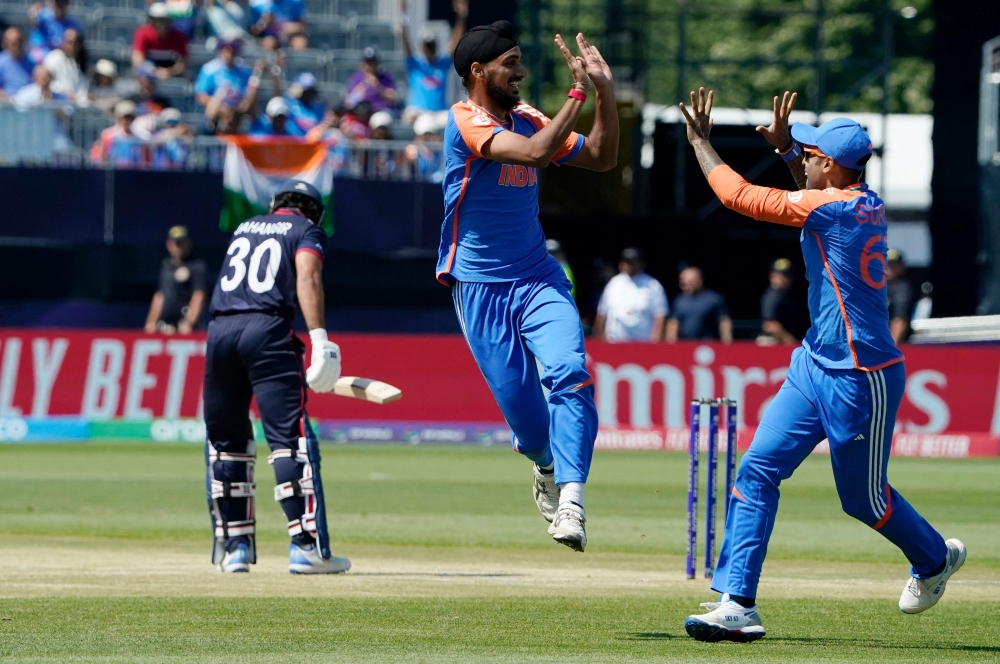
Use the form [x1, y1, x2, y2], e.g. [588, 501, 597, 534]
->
[0, 0, 467, 175]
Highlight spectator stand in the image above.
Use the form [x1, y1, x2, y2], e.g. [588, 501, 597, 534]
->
[0, 0, 445, 177]
[92, 6, 143, 44]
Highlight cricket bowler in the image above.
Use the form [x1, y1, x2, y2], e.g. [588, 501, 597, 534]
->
[203, 180, 350, 574]
[437, 22, 618, 551]
[679, 88, 966, 641]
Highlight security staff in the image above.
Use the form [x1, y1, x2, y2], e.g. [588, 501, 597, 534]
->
[144, 226, 208, 334]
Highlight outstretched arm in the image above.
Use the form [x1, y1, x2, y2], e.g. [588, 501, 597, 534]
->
[566, 34, 618, 172]
[756, 91, 806, 190]
[448, 0, 467, 54]
[678, 87, 723, 177]
[398, 0, 412, 59]
[482, 34, 591, 167]
[680, 87, 816, 228]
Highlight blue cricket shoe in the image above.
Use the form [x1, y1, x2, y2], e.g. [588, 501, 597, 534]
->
[219, 542, 251, 573]
[289, 543, 351, 574]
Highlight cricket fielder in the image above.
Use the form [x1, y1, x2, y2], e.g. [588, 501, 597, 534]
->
[437, 22, 618, 551]
[204, 180, 350, 574]
[678, 89, 965, 641]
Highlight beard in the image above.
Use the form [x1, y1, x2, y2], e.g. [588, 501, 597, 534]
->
[486, 75, 520, 111]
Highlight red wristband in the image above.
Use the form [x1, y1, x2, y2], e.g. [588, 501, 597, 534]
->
[567, 88, 587, 103]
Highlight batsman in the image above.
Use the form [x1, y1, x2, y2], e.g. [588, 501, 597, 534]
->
[437, 22, 618, 550]
[679, 88, 965, 641]
[203, 180, 350, 574]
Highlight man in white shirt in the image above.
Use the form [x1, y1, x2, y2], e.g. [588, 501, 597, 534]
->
[594, 248, 669, 342]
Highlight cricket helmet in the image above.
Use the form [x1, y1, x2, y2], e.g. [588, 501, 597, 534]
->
[270, 180, 325, 224]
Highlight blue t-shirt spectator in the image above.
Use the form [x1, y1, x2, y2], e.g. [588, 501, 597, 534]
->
[0, 51, 34, 96]
[671, 289, 729, 340]
[405, 54, 450, 112]
[249, 98, 305, 136]
[285, 95, 323, 133]
[248, 0, 305, 38]
[29, 6, 84, 60]
[194, 57, 251, 105]
[248, 114, 302, 136]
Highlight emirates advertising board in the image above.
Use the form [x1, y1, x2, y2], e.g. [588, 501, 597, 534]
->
[0, 330, 997, 458]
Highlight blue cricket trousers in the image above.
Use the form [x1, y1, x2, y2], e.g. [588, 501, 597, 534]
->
[713, 347, 948, 598]
[452, 261, 598, 484]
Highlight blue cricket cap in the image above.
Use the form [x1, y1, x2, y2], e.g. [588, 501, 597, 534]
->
[790, 118, 873, 171]
[295, 72, 318, 89]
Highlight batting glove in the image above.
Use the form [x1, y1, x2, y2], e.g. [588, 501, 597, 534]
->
[306, 329, 341, 393]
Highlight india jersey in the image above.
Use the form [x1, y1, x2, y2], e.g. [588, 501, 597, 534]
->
[435, 100, 585, 284]
[209, 209, 326, 318]
[708, 166, 902, 371]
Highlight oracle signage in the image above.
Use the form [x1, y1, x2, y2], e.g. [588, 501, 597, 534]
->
[0, 330, 996, 453]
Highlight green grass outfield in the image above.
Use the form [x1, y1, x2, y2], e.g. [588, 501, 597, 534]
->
[0, 443, 998, 662]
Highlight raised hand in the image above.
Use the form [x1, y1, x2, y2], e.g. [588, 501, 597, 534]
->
[756, 91, 797, 149]
[679, 87, 714, 144]
[554, 34, 592, 91]
[575, 33, 613, 91]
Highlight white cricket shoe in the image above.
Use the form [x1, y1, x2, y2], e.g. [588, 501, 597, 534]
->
[532, 463, 560, 523]
[899, 538, 966, 614]
[218, 542, 251, 573]
[684, 594, 766, 643]
[289, 543, 352, 575]
[547, 503, 586, 552]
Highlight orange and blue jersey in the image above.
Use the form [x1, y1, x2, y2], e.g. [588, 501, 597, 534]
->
[706, 160, 947, 601]
[435, 100, 585, 284]
[707, 165, 902, 371]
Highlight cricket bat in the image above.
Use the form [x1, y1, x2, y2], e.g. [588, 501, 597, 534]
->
[332, 376, 402, 404]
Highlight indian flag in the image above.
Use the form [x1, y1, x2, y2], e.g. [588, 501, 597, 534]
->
[221, 136, 335, 235]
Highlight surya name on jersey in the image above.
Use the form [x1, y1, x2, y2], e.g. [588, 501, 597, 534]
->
[853, 199, 886, 226]
[498, 164, 538, 188]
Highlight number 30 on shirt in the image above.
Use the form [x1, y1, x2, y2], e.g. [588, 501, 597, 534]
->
[860, 234, 887, 290]
[220, 237, 283, 293]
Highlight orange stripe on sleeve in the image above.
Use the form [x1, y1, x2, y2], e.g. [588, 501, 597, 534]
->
[707, 165, 834, 228]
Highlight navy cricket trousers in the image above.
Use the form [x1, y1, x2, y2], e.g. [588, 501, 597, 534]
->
[204, 312, 314, 548]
